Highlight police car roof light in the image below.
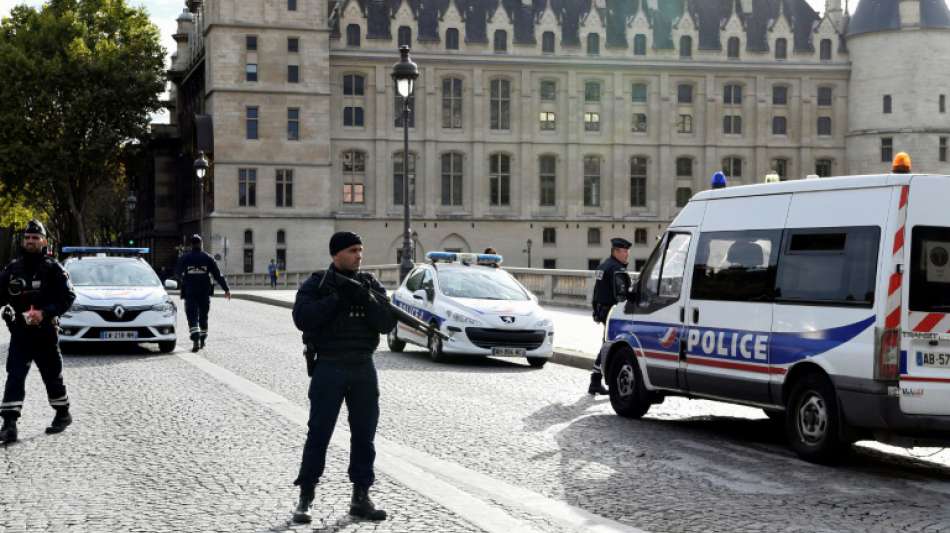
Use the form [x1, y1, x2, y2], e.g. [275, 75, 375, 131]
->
[62, 246, 150, 256]
[425, 251, 503, 266]
[476, 253, 503, 266]
[711, 171, 727, 189]
[426, 251, 458, 263]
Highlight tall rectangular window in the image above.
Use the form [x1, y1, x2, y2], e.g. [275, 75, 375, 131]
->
[243, 249, 254, 273]
[542, 227, 556, 245]
[238, 168, 257, 207]
[288, 37, 299, 53]
[723, 115, 742, 134]
[940, 137, 947, 162]
[677, 84, 693, 104]
[817, 116, 832, 136]
[246, 35, 257, 51]
[941, 94, 947, 113]
[583, 156, 601, 207]
[630, 157, 647, 207]
[631, 83, 647, 103]
[494, 30, 507, 52]
[346, 24, 361, 47]
[588, 227, 601, 245]
[489, 153, 511, 206]
[634, 34, 646, 55]
[287, 64, 299, 83]
[288, 0, 297, 11]
[393, 152, 416, 206]
[584, 81, 601, 103]
[818, 87, 833, 106]
[815, 159, 833, 177]
[441, 152, 463, 206]
[398, 26, 411, 47]
[631, 113, 647, 133]
[287, 108, 299, 140]
[881, 137, 893, 162]
[490, 79, 511, 130]
[343, 107, 364, 127]
[677, 114, 693, 133]
[246, 106, 259, 139]
[540, 80, 556, 101]
[343, 74, 364, 95]
[772, 116, 787, 135]
[820, 38, 832, 60]
[342, 150, 366, 204]
[441, 78, 462, 129]
[883, 94, 892, 114]
[634, 228, 648, 245]
[275, 169, 293, 207]
[446, 28, 459, 50]
[245, 63, 258, 82]
[539, 111, 556, 131]
[676, 187, 692, 207]
[584, 112, 600, 132]
[772, 158, 788, 180]
[723, 84, 742, 104]
[676, 157, 693, 177]
[394, 94, 415, 128]
[539, 155, 556, 206]
[542, 31, 555, 53]
[722, 157, 742, 179]
[773, 85, 788, 105]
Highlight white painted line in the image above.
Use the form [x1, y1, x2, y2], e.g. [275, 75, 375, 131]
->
[177, 352, 645, 533]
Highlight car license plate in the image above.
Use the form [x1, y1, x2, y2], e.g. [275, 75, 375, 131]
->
[492, 347, 526, 357]
[101, 330, 138, 340]
[917, 351, 950, 368]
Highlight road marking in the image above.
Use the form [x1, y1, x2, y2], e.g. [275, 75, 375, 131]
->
[177, 352, 644, 533]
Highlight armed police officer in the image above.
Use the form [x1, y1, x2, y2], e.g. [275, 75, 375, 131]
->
[174, 235, 231, 353]
[290, 231, 397, 524]
[588, 237, 632, 395]
[0, 220, 76, 444]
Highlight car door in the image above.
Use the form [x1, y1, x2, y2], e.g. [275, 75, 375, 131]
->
[616, 230, 695, 390]
[395, 268, 427, 345]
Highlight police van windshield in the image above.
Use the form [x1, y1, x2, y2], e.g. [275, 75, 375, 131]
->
[67, 260, 161, 287]
[437, 268, 529, 300]
[910, 226, 950, 312]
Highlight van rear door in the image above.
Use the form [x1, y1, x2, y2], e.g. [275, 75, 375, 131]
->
[901, 176, 950, 415]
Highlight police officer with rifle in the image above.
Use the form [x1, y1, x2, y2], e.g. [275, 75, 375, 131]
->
[290, 231, 399, 524]
[0, 220, 76, 444]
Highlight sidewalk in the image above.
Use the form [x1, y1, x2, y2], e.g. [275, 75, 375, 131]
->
[229, 289, 601, 370]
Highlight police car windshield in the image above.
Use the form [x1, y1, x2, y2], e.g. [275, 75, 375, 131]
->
[437, 268, 529, 301]
[67, 260, 161, 287]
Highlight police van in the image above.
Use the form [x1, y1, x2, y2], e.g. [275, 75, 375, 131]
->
[388, 252, 555, 368]
[599, 155, 950, 463]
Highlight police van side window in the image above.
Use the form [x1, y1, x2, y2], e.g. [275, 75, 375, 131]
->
[405, 270, 425, 292]
[633, 232, 691, 313]
[909, 226, 950, 312]
[775, 226, 880, 307]
[691, 230, 780, 302]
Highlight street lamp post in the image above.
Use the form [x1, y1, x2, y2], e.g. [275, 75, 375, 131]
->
[391, 45, 419, 281]
[125, 193, 137, 245]
[193, 151, 210, 242]
[523, 238, 533, 268]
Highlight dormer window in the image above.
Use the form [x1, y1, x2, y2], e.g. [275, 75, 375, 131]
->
[775, 38, 787, 60]
[727, 37, 740, 59]
[587, 33, 599, 56]
[398, 26, 411, 47]
[346, 24, 360, 47]
[445, 28, 459, 50]
[494, 30, 507, 52]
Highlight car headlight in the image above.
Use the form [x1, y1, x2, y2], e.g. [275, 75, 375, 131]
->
[67, 304, 90, 313]
[150, 299, 176, 315]
[534, 318, 553, 329]
[446, 310, 480, 326]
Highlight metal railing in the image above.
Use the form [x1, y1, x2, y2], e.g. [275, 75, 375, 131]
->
[226, 264, 604, 308]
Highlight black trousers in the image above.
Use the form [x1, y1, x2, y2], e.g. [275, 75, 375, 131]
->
[184, 295, 211, 340]
[295, 358, 379, 489]
[1, 327, 69, 420]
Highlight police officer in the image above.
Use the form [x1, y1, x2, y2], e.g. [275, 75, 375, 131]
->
[589, 237, 632, 395]
[174, 235, 231, 353]
[290, 231, 396, 524]
[0, 220, 76, 444]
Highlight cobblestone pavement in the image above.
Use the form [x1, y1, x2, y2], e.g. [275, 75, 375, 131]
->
[4, 298, 950, 532]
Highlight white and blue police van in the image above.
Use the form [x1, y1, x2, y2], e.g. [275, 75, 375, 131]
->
[599, 157, 950, 463]
[59, 247, 179, 353]
[388, 252, 554, 368]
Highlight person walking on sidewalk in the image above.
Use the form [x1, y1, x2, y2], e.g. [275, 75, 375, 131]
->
[588, 237, 632, 395]
[290, 231, 397, 524]
[0, 220, 76, 444]
[175, 234, 231, 353]
[268, 259, 278, 289]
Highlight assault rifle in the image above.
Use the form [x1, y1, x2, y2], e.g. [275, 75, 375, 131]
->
[332, 272, 450, 342]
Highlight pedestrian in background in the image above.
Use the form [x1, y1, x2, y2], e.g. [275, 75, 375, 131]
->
[290, 231, 396, 524]
[588, 237, 632, 395]
[174, 235, 231, 353]
[0, 220, 76, 444]
[268, 259, 278, 289]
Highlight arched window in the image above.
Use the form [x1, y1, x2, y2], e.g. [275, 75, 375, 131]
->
[633, 34, 647, 56]
[542, 31, 555, 53]
[883, 94, 892, 114]
[441, 78, 463, 129]
[445, 28, 459, 50]
[244, 229, 253, 245]
[494, 30, 507, 52]
[441, 152, 463, 206]
[398, 26, 411, 47]
[346, 24, 360, 47]
[675, 157, 693, 177]
[342, 149, 366, 204]
[774, 38, 787, 60]
[587, 33, 600, 55]
[820, 38, 832, 60]
[489, 153, 511, 206]
[679, 35, 692, 58]
[727, 37, 740, 58]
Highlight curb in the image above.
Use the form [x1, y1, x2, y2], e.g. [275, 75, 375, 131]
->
[230, 293, 597, 370]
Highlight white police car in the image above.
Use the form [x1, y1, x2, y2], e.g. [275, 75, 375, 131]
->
[387, 252, 554, 368]
[58, 247, 178, 353]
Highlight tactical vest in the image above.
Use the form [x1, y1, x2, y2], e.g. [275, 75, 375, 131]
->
[307, 270, 381, 360]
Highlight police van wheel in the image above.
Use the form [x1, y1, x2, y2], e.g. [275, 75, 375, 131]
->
[427, 326, 445, 363]
[527, 357, 547, 369]
[158, 341, 176, 354]
[608, 348, 650, 419]
[387, 330, 405, 352]
[786, 373, 848, 464]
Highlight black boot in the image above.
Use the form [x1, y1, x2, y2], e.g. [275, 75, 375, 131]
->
[588, 373, 609, 395]
[199, 334, 206, 350]
[291, 485, 315, 524]
[350, 485, 386, 521]
[191, 339, 200, 353]
[45, 408, 72, 434]
[0, 417, 17, 444]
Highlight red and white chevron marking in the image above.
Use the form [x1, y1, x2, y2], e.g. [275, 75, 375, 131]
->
[909, 311, 950, 333]
[885, 185, 910, 330]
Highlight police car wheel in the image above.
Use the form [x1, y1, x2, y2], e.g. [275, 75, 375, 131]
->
[158, 341, 176, 354]
[786, 373, 848, 464]
[527, 357, 547, 369]
[387, 329, 405, 352]
[427, 326, 445, 363]
[608, 348, 650, 419]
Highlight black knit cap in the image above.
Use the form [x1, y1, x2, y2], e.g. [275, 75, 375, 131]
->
[190, 234, 202, 246]
[329, 231, 362, 256]
[23, 219, 47, 237]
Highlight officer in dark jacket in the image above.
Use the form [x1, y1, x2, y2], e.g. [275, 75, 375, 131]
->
[588, 237, 632, 395]
[290, 231, 397, 524]
[0, 220, 76, 444]
[174, 235, 230, 352]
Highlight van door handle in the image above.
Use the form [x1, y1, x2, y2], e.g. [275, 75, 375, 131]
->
[679, 338, 687, 360]
[692, 307, 699, 324]
[679, 306, 685, 323]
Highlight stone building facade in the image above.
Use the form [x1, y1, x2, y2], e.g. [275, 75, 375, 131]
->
[165, 0, 950, 273]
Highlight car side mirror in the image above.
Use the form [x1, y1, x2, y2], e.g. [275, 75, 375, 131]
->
[412, 289, 427, 301]
[164, 279, 178, 290]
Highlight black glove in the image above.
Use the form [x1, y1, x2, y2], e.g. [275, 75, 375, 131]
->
[303, 346, 315, 377]
[335, 274, 371, 303]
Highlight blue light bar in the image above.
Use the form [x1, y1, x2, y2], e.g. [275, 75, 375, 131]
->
[475, 253, 503, 265]
[62, 247, 150, 256]
[425, 251, 503, 265]
[426, 251, 458, 263]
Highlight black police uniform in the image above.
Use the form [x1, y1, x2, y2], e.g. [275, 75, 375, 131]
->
[0, 227, 76, 442]
[174, 246, 229, 349]
[589, 238, 632, 392]
[291, 264, 396, 516]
